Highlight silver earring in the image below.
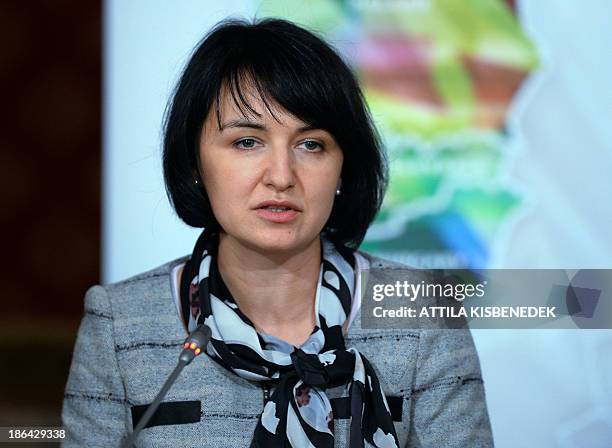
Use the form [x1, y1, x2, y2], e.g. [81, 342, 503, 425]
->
[335, 178, 342, 196]
[194, 179, 200, 185]
[335, 188, 341, 196]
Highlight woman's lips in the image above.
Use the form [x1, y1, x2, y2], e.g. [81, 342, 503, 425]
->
[255, 207, 300, 223]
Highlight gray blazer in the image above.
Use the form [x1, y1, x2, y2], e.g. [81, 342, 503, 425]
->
[61, 251, 494, 447]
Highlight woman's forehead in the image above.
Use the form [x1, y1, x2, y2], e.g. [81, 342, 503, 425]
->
[210, 85, 308, 131]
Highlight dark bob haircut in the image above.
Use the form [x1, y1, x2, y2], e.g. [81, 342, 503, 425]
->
[163, 17, 388, 249]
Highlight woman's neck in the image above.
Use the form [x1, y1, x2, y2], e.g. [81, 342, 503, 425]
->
[216, 232, 322, 346]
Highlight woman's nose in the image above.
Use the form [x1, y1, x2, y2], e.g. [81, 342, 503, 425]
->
[262, 145, 296, 192]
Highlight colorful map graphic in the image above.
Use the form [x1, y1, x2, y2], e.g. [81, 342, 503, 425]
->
[259, 0, 539, 269]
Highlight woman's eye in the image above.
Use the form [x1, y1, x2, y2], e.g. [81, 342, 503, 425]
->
[234, 138, 259, 150]
[299, 140, 324, 152]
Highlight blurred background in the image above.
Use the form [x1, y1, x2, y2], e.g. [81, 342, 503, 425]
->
[2, 0, 611, 446]
[0, 0, 101, 438]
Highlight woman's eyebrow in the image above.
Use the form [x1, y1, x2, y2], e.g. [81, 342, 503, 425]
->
[297, 124, 318, 132]
[219, 119, 320, 133]
[220, 119, 265, 131]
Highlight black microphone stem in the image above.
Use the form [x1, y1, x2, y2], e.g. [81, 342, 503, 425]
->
[121, 324, 212, 448]
[122, 362, 186, 447]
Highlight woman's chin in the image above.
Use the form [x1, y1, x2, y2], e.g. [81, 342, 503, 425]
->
[250, 236, 303, 253]
[219, 223, 320, 254]
[241, 232, 315, 254]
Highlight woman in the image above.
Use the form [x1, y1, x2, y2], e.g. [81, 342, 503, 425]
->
[62, 18, 493, 447]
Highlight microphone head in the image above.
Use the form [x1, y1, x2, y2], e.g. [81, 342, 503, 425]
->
[188, 324, 212, 347]
[180, 324, 212, 364]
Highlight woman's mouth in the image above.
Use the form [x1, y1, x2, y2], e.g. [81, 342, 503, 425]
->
[262, 206, 291, 212]
[255, 206, 300, 223]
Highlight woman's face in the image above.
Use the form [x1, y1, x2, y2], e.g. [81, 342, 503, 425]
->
[198, 85, 343, 254]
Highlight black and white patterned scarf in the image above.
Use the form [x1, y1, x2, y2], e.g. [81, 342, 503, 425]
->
[180, 229, 399, 448]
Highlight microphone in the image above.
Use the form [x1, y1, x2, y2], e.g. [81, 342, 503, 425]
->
[121, 324, 212, 448]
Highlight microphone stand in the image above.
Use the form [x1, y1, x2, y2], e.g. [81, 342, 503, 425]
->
[121, 324, 212, 448]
